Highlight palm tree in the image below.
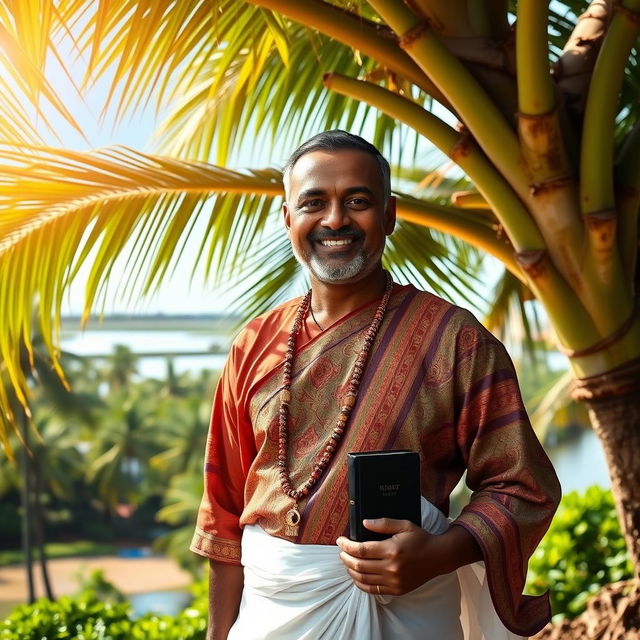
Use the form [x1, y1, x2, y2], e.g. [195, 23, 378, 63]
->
[1, 0, 639, 592]
[0, 336, 99, 602]
[103, 345, 139, 393]
[154, 470, 209, 573]
[86, 386, 164, 511]
[150, 393, 211, 478]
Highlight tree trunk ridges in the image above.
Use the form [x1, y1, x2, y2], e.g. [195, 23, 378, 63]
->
[574, 365, 640, 573]
[545, 341, 639, 640]
[572, 354, 640, 400]
[534, 580, 640, 639]
[554, 0, 610, 121]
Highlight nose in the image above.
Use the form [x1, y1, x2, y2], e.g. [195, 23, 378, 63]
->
[321, 201, 350, 230]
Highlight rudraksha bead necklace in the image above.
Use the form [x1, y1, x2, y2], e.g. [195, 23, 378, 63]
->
[278, 271, 394, 536]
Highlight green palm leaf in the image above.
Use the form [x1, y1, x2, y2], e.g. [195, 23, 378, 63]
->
[50, 1, 431, 164]
[484, 268, 539, 357]
[153, 19, 423, 165]
[0, 145, 275, 429]
[528, 369, 589, 442]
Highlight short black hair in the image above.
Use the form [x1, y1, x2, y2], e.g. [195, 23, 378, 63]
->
[282, 130, 391, 203]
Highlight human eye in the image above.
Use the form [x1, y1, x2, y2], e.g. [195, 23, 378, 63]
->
[346, 197, 371, 210]
[299, 198, 324, 212]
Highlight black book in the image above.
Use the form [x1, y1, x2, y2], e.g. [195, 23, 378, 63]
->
[347, 450, 421, 542]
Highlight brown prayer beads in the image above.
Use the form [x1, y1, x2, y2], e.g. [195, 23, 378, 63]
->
[277, 272, 394, 532]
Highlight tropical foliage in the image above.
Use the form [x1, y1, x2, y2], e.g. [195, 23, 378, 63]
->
[0, 344, 216, 579]
[1, 0, 640, 575]
[0, 576, 208, 640]
[527, 486, 633, 620]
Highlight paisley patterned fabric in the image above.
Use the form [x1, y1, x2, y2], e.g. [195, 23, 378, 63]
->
[191, 284, 560, 636]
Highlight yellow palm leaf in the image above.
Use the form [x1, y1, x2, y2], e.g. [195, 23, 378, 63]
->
[0, 145, 281, 438]
[0, 3, 86, 143]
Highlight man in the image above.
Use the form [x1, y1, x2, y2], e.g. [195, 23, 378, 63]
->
[191, 130, 561, 639]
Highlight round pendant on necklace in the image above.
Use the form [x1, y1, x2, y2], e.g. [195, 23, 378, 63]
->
[285, 505, 301, 537]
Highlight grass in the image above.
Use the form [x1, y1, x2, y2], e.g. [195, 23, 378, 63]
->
[0, 540, 118, 566]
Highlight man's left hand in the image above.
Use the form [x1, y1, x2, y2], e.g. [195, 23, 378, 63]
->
[335, 518, 480, 596]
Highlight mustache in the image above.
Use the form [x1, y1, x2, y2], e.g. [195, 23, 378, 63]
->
[309, 228, 364, 242]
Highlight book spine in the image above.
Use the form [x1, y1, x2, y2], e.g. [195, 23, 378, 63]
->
[348, 457, 361, 541]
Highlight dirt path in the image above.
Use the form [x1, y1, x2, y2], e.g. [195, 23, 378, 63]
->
[0, 555, 192, 602]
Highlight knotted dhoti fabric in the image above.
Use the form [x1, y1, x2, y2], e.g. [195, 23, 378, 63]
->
[228, 498, 524, 639]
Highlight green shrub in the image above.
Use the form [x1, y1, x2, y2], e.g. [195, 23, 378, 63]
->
[187, 575, 208, 612]
[0, 588, 207, 639]
[73, 569, 126, 603]
[526, 485, 633, 620]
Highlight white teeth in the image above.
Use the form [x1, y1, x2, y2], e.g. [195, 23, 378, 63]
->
[320, 238, 353, 247]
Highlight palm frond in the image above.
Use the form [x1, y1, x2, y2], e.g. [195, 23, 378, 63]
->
[384, 220, 484, 310]
[484, 267, 541, 364]
[59, 1, 283, 125]
[0, 2, 86, 143]
[50, 1, 428, 165]
[528, 369, 589, 442]
[153, 19, 426, 165]
[0, 145, 282, 433]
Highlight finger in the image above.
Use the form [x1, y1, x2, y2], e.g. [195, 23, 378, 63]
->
[336, 536, 385, 559]
[363, 517, 414, 535]
[346, 567, 386, 586]
[339, 551, 385, 575]
[351, 579, 395, 596]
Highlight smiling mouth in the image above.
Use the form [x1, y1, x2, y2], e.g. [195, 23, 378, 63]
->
[319, 238, 354, 247]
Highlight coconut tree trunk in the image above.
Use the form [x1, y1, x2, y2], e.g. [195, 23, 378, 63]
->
[18, 409, 35, 603]
[573, 356, 640, 575]
[33, 462, 55, 600]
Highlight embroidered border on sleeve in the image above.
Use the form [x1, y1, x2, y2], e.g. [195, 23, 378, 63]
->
[191, 527, 241, 562]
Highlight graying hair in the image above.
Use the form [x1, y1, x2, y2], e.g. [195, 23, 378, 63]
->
[282, 130, 391, 204]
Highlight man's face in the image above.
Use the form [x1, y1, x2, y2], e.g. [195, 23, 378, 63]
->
[283, 149, 396, 284]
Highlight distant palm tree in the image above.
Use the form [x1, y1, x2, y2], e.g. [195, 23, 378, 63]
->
[0, 335, 99, 602]
[87, 386, 164, 511]
[103, 345, 139, 393]
[1, 0, 640, 582]
[154, 471, 208, 573]
[151, 393, 211, 479]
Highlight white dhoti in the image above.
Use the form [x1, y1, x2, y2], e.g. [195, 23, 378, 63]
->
[229, 499, 524, 639]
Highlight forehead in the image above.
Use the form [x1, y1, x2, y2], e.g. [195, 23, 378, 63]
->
[287, 149, 383, 198]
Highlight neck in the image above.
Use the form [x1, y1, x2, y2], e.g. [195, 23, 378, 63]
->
[309, 266, 389, 328]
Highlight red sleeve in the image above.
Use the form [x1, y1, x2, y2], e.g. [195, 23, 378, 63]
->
[190, 343, 256, 565]
[451, 316, 561, 637]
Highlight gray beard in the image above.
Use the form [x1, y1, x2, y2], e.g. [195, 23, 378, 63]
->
[292, 244, 383, 283]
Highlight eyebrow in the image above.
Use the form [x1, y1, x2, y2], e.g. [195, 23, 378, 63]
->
[296, 186, 377, 203]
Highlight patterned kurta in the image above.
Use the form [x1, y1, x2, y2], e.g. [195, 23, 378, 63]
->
[191, 284, 561, 636]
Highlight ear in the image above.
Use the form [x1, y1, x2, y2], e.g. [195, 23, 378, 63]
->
[283, 201, 291, 232]
[384, 196, 396, 236]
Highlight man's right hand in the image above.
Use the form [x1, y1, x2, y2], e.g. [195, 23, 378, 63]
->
[336, 518, 481, 597]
